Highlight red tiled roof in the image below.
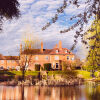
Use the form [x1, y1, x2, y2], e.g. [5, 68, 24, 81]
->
[22, 49, 41, 54]
[21, 48, 74, 55]
[49, 48, 73, 55]
[0, 55, 20, 60]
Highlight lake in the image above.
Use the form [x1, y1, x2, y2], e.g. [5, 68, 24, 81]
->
[0, 82, 100, 100]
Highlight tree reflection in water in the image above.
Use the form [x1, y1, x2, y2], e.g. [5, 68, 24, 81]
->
[21, 85, 24, 100]
[85, 82, 100, 100]
[0, 83, 100, 100]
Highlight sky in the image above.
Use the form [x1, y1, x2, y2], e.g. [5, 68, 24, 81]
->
[0, 0, 91, 59]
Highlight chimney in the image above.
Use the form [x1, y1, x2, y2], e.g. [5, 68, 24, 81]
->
[20, 44, 22, 54]
[41, 42, 43, 52]
[54, 44, 58, 49]
[59, 40, 62, 50]
[29, 42, 31, 49]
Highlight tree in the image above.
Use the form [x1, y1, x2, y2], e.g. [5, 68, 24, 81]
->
[85, 17, 100, 76]
[62, 57, 82, 70]
[17, 49, 32, 81]
[35, 64, 41, 71]
[42, 0, 100, 50]
[17, 33, 40, 81]
[0, 0, 20, 31]
[62, 61, 71, 70]
[71, 57, 83, 70]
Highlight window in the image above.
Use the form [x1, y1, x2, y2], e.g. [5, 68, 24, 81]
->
[55, 56, 59, 60]
[56, 50, 58, 53]
[45, 56, 49, 60]
[1, 60, 4, 64]
[67, 56, 70, 60]
[0, 66, 3, 70]
[7, 66, 9, 70]
[7, 60, 10, 63]
[35, 56, 38, 60]
[56, 63, 59, 68]
[12, 66, 15, 69]
[12, 60, 14, 63]
[65, 50, 67, 53]
[71, 57, 74, 61]
[16, 66, 20, 71]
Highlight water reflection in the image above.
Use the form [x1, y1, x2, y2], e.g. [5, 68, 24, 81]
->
[85, 82, 100, 100]
[0, 83, 100, 100]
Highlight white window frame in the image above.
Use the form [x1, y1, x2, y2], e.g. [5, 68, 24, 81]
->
[12, 60, 14, 63]
[1, 60, 4, 64]
[7, 60, 10, 63]
[7, 66, 9, 70]
[65, 50, 68, 53]
[55, 56, 59, 60]
[16, 66, 20, 71]
[71, 57, 74, 61]
[67, 56, 70, 60]
[45, 56, 49, 60]
[35, 56, 38, 60]
[12, 66, 15, 69]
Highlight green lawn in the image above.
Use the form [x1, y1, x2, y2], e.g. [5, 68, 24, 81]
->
[0, 70, 39, 76]
[76, 70, 91, 79]
[0, 70, 100, 80]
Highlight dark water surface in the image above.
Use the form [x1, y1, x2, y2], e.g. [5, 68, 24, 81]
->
[0, 82, 100, 100]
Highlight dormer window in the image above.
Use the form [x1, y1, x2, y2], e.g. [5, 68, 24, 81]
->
[56, 50, 58, 53]
[65, 50, 67, 53]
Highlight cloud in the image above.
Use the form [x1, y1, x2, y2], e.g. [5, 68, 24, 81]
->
[0, 0, 89, 59]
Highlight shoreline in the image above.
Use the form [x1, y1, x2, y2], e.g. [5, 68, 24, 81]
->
[0, 80, 99, 87]
[0, 78, 84, 86]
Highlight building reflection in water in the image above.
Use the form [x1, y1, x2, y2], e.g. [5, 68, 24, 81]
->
[0, 84, 100, 100]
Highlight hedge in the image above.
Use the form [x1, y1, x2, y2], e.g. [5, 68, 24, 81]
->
[44, 63, 51, 71]
[35, 64, 41, 71]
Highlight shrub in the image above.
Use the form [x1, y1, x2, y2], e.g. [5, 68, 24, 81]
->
[28, 69, 31, 71]
[62, 61, 71, 71]
[35, 64, 41, 71]
[44, 63, 51, 71]
[62, 70, 78, 79]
